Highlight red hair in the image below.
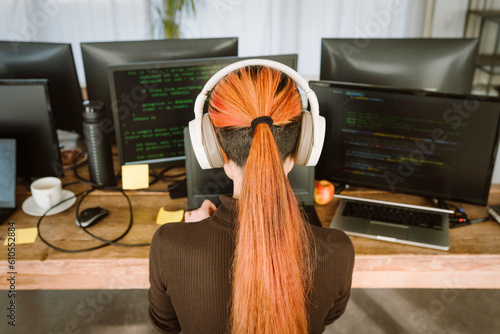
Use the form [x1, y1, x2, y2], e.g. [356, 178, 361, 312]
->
[209, 66, 315, 333]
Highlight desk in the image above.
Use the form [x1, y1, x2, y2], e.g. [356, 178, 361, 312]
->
[1, 162, 500, 290]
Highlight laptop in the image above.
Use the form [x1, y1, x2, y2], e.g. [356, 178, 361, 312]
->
[184, 128, 322, 227]
[330, 195, 453, 251]
[0, 139, 16, 224]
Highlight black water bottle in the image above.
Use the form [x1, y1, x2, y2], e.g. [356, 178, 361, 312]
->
[82, 100, 115, 186]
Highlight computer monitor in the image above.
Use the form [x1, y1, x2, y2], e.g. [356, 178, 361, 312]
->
[81, 38, 238, 125]
[320, 38, 478, 94]
[0, 79, 62, 179]
[0, 41, 84, 132]
[184, 128, 315, 210]
[310, 80, 500, 206]
[108, 54, 298, 169]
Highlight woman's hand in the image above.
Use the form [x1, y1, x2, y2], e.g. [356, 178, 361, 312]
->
[184, 199, 217, 223]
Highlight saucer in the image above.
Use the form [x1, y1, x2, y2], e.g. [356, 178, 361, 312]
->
[22, 190, 76, 216]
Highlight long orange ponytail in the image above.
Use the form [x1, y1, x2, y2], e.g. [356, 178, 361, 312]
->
[209, 66, 315, 333]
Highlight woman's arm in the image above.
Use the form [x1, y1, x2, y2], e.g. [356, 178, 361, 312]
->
[148, 228, 181, 333]
[324, 236, 355, 325]
[184, 199, 216, 222]
[324, 284, 352, 325]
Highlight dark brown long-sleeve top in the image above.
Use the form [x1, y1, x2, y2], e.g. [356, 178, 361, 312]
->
[149, 195, 355, 334]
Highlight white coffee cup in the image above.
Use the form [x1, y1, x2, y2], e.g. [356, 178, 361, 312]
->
[30, 177, 62, 210]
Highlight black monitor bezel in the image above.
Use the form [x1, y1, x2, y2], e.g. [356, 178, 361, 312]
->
[0, 41, 83, 133]
[320, 38, 479, 95]
[80, 37, 239, 127]
[108, 54, 298, 169]
[0, 79, 62, 179]
[310, 80, 500, 206]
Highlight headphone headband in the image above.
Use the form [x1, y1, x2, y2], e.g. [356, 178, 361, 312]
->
[198, 59, 312, 98]
[189, 59, 325, 169]
[192, 59, 322, 150]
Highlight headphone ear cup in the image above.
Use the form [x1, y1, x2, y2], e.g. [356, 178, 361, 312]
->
[201, 113, 224, 168]
[294, 111, 314, 166]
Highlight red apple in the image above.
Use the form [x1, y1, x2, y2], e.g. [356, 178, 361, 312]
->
[314, 180, 335, 205]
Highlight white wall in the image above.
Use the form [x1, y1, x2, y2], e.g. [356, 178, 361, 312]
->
[431, 0, 468, 37]
[0, 0, 152, 86]
[179, 0, 424, 79]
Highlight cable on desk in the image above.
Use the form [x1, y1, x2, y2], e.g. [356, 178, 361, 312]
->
[37, 181, 150, 253]
[469, 217, 490, 224]
[167, 181, 184, 192]
[36, 189, 128, 253]
[62, 180, 93, 188]
[41, 165, 185, 251]
[148, 170, 160, 186]
[159, 166, 186, 181]
[334, 183, 349, 195]
[72, 163, 91, 183]
[72, 162, 121, 186]
[75, 187, 150, 247]
[72, 159, 184, 192]
[69, 167, 174, 193]
[438, 200, 490, 228]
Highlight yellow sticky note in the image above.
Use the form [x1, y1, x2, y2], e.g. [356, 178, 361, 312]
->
[3, 227, 38, 245]
[122, 164, 149, 190]
[156, 207, 184, 225]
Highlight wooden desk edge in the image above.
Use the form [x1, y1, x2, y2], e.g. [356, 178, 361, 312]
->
[2, 254, 500, 290]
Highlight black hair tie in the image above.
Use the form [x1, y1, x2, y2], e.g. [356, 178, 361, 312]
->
[251, 116, 273, 131]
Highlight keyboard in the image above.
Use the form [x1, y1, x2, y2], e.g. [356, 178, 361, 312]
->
[341, 200, 444, 230]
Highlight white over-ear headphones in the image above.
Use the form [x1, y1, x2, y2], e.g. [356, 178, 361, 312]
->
[188, 59, 325, 169]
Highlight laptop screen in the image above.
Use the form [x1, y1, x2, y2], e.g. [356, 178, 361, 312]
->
[0, 139, 16, 208]
[184, 128, 315, 209]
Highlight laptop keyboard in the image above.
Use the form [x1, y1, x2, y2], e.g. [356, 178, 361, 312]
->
[341, 200, 444, 230]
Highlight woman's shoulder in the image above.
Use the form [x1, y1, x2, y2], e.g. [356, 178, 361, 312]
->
[152, 218, 208, 246]
[151, 216, 232, 253]
[153, 221, 186, 239]
[310, 225, 353, 244]
[310, 226, 355, 263]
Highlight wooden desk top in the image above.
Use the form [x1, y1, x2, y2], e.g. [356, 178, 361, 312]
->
[1, 161, 500, 290]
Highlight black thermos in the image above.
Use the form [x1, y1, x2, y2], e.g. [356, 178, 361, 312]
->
[82, 100, 115, 186]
